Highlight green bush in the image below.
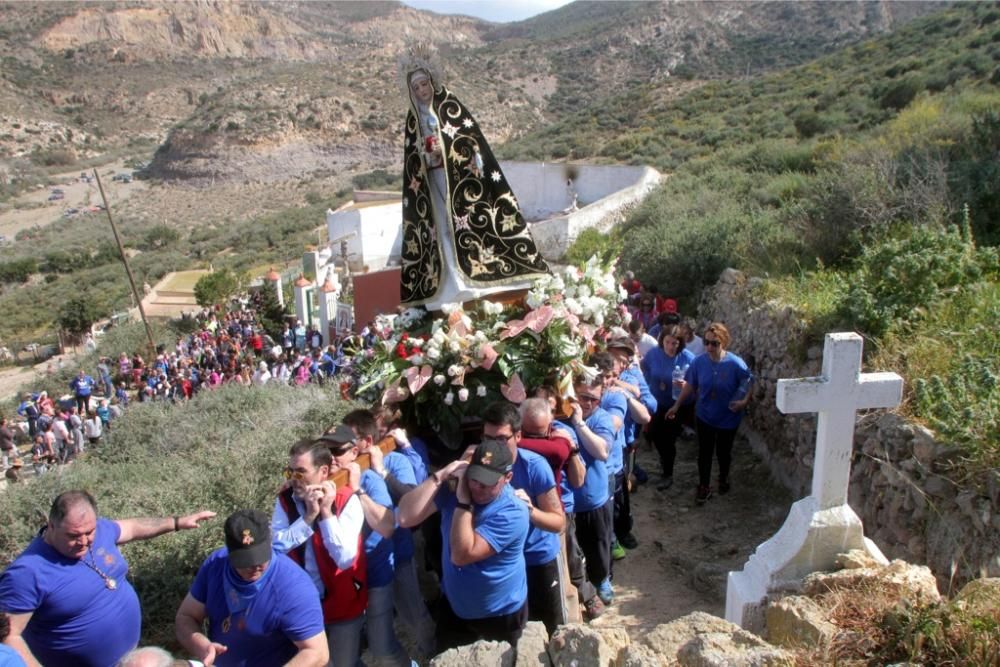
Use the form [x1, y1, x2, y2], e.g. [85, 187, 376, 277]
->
[836, 220, 998, 337]
[0, 257, 38, 283]
[0, 384, 357, 649]
[193, 269, 241, 308]
[564, 227, 623, 266]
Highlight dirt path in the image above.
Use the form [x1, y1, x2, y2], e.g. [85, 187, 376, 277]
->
[0, 160, 144, 241]
[590, 433, 794, 631]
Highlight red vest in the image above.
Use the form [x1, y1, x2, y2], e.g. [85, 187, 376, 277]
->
[278, 486, 367, 623]
[519, 435, 572, 508]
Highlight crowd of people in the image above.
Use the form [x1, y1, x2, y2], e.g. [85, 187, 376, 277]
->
[0, 271, 755, 667]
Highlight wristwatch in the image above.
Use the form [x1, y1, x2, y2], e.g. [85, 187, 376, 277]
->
[354, 487, 367, 497]
[456, 501, 472, 512]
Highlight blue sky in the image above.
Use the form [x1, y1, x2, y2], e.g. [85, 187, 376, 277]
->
[401, 0, 575, 23]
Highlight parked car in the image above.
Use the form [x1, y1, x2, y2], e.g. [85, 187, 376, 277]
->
[47, 192, 64, 201]
[111, 173, 133, 183]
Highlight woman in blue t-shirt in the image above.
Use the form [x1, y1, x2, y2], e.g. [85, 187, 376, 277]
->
[666, 322, 752, 504]
[641, 325, 695, 491]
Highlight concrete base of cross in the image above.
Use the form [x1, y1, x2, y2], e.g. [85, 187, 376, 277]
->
[724, 495, 888, 631]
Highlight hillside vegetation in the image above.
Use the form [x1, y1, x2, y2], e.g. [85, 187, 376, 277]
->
[504, 2, 1000, 475]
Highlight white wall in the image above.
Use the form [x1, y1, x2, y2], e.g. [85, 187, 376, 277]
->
[325, 162, 662, 265]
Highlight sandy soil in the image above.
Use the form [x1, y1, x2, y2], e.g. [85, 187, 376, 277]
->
[590, 435, 794, 630]
[0, 160, 145, 240]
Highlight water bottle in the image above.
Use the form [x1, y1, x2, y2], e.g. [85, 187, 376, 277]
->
[671, 364, 686, 400]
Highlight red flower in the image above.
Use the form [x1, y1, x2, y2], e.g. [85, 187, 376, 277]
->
[401, 333, 410, 341]
[396, 343, 410, 359]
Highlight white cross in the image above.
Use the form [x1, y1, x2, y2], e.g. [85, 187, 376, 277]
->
[776, 332, 903, 510]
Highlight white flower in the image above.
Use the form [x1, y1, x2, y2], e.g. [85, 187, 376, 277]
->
[563, 265, 579, 280]
[448, 340, 461, 353]
[409, 354, 424, 365]
[440, 302, 461, 316]
[476, 384, 487, 397]
[564, 285, 576, 299]
[577, 283, 592, 299]
[483, 301, 504, 316]
[447, 364, 463, 377]
[526, 291, 545, 310]
[565, 298, 583, 315]
[593, 311, 605, 327]
[434, 374, 446, 386]
[550, 276, 565, 292]
[458, 388, 469, 402]
[474, 330, 488, 343]
[444, 392, 454, 405]
[410, 338, 423, 348]
[432, 329, 447, 345]
[425, 346, 441, 361]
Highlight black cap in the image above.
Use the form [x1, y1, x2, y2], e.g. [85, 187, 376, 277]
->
[467, 439, 514, 486]
[318, 424, 358, 452]
[224, 509, 272, 569]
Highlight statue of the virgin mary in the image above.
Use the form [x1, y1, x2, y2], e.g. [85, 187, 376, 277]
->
[398, 47, 550, 311]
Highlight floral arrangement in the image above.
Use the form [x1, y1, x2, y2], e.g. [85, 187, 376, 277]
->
[352, 256, 630, 449]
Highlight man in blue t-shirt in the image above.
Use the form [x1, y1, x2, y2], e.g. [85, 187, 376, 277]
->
[0, 490, 215, 667]
[606, 338, 655, 551]
[323, 423, 413, 667]
[399, 439, 529, 650]
[344, 409, 435, 660]
[175, 509, 328, 667]
[482, 401, 566, 635]
[568, 375, 617, 608]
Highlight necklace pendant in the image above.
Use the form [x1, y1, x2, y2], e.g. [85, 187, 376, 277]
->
[106, 577, 117, 590]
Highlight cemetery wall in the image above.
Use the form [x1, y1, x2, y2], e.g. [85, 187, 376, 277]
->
[702, 268, 1000, 590]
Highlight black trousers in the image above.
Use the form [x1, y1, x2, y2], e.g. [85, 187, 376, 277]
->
[696, 418, 738, 487]
[575, 500, 612, 589]
[527, 557, 563, 635]
[436, 595, 527, 652]
[649, 403, 693, 477]
[612, 469, 632, 541]
[565, 512, 596, 602]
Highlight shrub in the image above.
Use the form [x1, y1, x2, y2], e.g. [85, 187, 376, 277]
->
[193, 269, 241, 308]
[792, 110, 828, 139]
[58, 296, 102, 337]
[836, 220, 998, 337]
[0, 384, 357, 649]
[0, 257, 38, 283]
[878, 75, 926, 111]
[564, 227, 623, 266]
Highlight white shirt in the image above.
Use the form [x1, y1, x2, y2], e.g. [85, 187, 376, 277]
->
[271, 493, 364, 596]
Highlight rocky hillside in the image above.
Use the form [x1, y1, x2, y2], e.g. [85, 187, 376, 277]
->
[0, 0, 949, 186]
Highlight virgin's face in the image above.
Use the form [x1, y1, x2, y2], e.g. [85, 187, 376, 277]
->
[410, 74, 433, 105]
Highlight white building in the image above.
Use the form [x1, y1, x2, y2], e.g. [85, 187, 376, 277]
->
[324, 162, 662, 271]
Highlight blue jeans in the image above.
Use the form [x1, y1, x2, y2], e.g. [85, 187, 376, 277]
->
[326, 613, 365, 667]
[393, 557, 436, 657]
[366, 583, 411, 667]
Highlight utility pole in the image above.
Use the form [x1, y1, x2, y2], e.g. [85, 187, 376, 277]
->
[94, 169, 156, 357]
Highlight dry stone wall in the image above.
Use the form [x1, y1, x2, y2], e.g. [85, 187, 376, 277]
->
[700, 269, 1000, 590]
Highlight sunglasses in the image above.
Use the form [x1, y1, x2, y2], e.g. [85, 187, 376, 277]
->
[576, 394, 601, 403]
[283, 468, 307, 481]
[704, 339, 722, 348]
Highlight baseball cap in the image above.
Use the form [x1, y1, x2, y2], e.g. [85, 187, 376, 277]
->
[606, 336, 636, 356]
[318, 424, 357, 453]
[467, 439, 514, 486]
[663, 298, 678, 314]
[224, 509, 272, 569]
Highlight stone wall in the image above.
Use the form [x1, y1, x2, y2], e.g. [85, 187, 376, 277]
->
[701, 269, 1000, 590]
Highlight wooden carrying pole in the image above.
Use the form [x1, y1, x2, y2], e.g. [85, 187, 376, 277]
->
[93, 169, 156, 356]
[328, 435, 397, 488]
